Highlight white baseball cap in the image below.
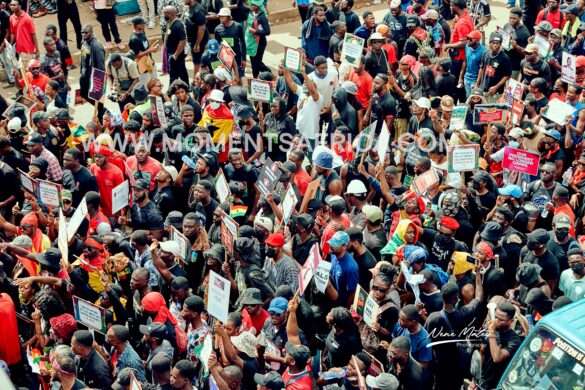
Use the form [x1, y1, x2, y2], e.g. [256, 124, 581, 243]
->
[218, 7, 231, 17]
[390, 0, 401, 8]
[162, 165, 179, 182]
[413, 97, 431, 110]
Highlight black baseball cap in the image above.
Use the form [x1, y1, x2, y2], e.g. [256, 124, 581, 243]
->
[139, 322, 167, 339]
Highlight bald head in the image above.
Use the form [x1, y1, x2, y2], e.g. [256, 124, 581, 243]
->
[163, 5, 177, 19]
[81, 24, 94, 41]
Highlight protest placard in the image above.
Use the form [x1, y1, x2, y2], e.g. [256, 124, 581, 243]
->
[314, 260, 331, 293]
[562, 52, 576, 84]
[58, 208, 69, 268]
[543, 98, 577, 125]
[448, 144, 480, 172]
[501, 30, 512, 51]
[341, 33, 365, 68]
[281, 185, 298, 225]
[503, 79, 524, 107]
[215, 169, 230, 204]
[171, 226, 191, 261]
[218, 42, 235, 71]
[150, 95, 167, 128]
[298, 260, 314, 296]
[352, 285, 368, 317]
[256, 158, 282, 197]
[248, 79, 272, 102]
[207, 271, 230, 323]
[363, 295, 380, 327]
[511, 100, 525, 126]
[18, 169, 36, 194]
[73, 296, 107, 333]
[220, 214, 239, 255]
[473, 104, 508, 125]
[300, 179, 320, 213]
[284, 47, 303, 72]
[88, 68, 106, 101]
[67, 197, 88, 240]
[376, 121, 390, 162]
[111, 180, 129, 215]
[449, 105, 468, 131]
[37, 179, 61, 208]
[503, 146, 540, 176]
[412, 169, 439, 195]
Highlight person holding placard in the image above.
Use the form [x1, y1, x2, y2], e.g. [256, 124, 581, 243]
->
[90, 146, 124, 217]
[215, 8, 246, 76]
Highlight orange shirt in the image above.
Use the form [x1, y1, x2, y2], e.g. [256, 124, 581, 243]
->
[347, 68, 373, 110]
[90, 162, 125, 217]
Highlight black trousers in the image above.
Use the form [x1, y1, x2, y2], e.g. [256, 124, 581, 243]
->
[96, 8, 121, 43]
[298, 5, 309, 23]
[250, 39, 269, 78]
[58, 2, 82, 49]
[169, 55, 189, 85]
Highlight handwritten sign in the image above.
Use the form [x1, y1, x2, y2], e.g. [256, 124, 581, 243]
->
[207, 271, 230, 323]
[88, 68, 106, 101]
[341, 33, 365, 68]
[67, 197, 88, 240]
[284, 47, 303, 72]
[37, 179, 61, 208]
[73, 295, 107, 333]
[249, 79, 272, 102]
[171, 226, 191, 261]
[503, 146, 540, 176]
[111, 180, 129, 214]
[448, 144, 480, 172]
[218, 42, 235, 71]
[215, 169, 230, 204]
[363, 295, 380, 327]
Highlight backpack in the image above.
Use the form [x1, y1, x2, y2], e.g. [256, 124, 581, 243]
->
[359, 300, 398, 354]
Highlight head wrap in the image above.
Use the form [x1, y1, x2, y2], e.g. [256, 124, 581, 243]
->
[141, 292, 178, 326]
[49, 313, 77, 341]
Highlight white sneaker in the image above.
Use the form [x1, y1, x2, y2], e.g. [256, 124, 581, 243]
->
[148, 21, 155, 29]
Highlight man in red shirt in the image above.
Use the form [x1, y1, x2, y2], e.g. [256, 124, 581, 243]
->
[288, 150, 311, 197]
[240, 287, 270, 335]
[17, 59, 49, 99]
[89, 146, 125, 217]
[126, 142, 161, 191]
[535, 0, 565, 30]
[0, 291, 21, 368]
[8, 0, 38, 56]
[346, 61, 373, 111]
[444, 0, 474, 83]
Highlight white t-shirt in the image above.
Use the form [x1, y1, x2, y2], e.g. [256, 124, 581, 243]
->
[295, 87, 323, 140]
[308, 65, 338, 109]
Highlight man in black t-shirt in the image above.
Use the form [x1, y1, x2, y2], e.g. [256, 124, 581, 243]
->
[163, 6, 189, 85]
[62, 148, 99, 208]
[479, 302, 522, 390]
[215, 8, 246, 75]
[503, 7, 530, 76]
[185, 0, 208, 76]
[477, 33, 511, 98]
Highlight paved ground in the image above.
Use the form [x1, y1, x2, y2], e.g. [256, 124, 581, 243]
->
[12, 0, 511, 123]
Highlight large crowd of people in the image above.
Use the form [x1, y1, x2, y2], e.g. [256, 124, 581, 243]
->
[0, 0, 584, 389]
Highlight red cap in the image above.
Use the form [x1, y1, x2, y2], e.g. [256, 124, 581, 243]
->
[577, 56, 585, 68]
[439, 216, 460, 231]
[265, 232, 285, 248]
[467, 30, 482, 41]
[476, 242, 494, 260]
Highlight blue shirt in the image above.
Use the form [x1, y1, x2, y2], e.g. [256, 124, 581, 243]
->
[117, 343, 146, 382]
[464, 43, 486, 83]
[330, 252, 359, 306]
[392, 324, 433, 364]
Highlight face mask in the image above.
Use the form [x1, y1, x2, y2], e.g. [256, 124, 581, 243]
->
[509, 140, 520, 148]
[265, 247, 277, 258]
[555, 229, 569, 241]
[209, 101, 221, 110]
[571, 262, 585, 275]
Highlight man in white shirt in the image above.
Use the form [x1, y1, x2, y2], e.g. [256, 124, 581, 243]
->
[283, 64, 323, 151]
[308, 56, 338, 112]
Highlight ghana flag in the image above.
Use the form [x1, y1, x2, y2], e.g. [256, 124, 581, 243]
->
[198, 103, 235, 163]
